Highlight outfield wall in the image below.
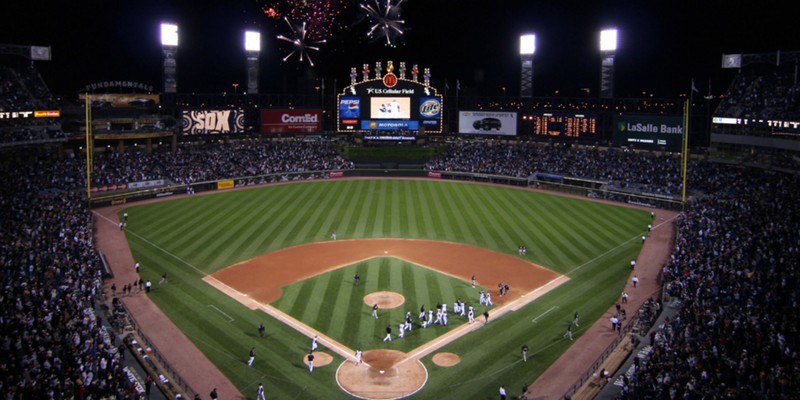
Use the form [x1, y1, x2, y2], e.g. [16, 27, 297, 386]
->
[89, 169, 683, 210]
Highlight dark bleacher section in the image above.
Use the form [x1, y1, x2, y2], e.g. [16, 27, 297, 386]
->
[0, 64, 64, 144]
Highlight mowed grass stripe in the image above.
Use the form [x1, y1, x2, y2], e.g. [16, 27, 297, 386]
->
[402, 180, 419, 236]
[436, 182, 475, 244]
[452, 183, 495, 247]
[423, 182, 457, 241]
[352, 180, 380, 237]
[201, 189, 291, 267]
[297, 182, 341, 240]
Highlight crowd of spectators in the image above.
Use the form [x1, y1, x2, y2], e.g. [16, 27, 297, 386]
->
[425, 141, 698, 197]
[619, 167, 800, 399]
[86, 139, 354, 188]
[713, 65, 800, 139]
[0, 158, 132, 398]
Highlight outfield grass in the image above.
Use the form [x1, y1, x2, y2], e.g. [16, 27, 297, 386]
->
[122, 179, 650, 399]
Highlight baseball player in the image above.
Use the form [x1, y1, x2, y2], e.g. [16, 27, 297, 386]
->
[479, 291, 486, 306]
[383, 325, 392, 342]
[307, 352, 315, 372]
[355, 349, 362, 365]
[331, 231, 337, 240]
[311, 335, 318, 352]
[522, 344, 529, 363]
[398, 323, 405, 339]
[434, 309, 442, 325]
[486, 292, 493, 306]
[468, 306, 475, 323]
[372, 303, 379, 319]
[472, 274, 476, 288]
[564, 325, 573, 341]
[418, 305, 426, 320]
[257, 383, 266, 400]
[421, 312, 429, 328]
[405, 312, 413, 331]
[442, 309, 449, 326]
[459, 300, 466, 317]
[573, 312, 580, 327]
[427, 309, 434, 325]
[247, 347, 256, 366]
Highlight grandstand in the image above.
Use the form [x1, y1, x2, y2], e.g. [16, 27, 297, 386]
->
[2, 47, 799, 400]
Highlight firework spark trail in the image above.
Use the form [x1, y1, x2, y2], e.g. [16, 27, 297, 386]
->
[276, 17, 326, 67]
[359, 0, 406, 47]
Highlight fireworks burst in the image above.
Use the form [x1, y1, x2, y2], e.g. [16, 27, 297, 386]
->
[261, 0, 346, 42]
[359, 0, 406, 47]
[276, 17, 326, 67]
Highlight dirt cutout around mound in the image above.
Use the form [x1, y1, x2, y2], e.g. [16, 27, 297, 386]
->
[363, 291, 405, 309]
[431, 352, 461, 367]
[337, 350, 427, 400]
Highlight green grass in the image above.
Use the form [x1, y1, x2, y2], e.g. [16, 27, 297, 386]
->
[122, 179, 651, 399]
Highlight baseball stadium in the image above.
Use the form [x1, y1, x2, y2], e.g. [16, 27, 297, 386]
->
[2, 3, 800, 400]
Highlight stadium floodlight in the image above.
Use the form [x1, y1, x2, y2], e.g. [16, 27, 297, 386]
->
[600, 28, 617, 52]
[520, 34, 536, 55]
[161, 23, 179, 47]
[244, 31, 261, 52]
[520, 34, 535, 97]
[599, 28, 617, 99]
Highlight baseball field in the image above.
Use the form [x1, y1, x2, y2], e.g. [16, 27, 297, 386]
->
[117, 179, 652, 399]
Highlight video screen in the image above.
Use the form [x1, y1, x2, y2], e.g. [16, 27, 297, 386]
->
[370, 97, 410, 119]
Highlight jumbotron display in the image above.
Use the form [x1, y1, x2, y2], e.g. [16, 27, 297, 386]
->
[337, 61, 443, 133]
[529, 111, 598, 138]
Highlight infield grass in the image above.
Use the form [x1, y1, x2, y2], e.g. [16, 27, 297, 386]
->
[122, 179, 651, 399]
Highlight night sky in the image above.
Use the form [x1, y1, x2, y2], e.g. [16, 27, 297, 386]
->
[2, 0, 796, 98]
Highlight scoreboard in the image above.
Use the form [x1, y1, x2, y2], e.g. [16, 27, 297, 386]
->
[337, 65, 442, 133]
[529, 111, 598, 138]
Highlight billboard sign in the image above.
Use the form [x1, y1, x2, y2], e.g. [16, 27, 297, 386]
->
[261, 109, 322, 133]
[613, 115, 684, 149]
[181, 109, 245, 135]
[459, 111, 518, 135]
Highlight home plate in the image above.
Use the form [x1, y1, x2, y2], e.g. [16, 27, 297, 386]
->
[380, 370, 385, 374]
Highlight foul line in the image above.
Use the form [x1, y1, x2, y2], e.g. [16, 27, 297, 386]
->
[206, 305, 234, 322]
[564, 213, 680, 277]
[532, 306, 560, 323]
[202, 275, 364, 366]
[93, 211, 206, 276]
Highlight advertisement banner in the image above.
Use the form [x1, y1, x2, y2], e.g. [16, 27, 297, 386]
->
[329, 171, 344, 178]
[261, 109, 322, 133]
[182, 109, 245, 135]
[217, 180, 235, 190]
[361, 120, 420, 130]
[613, 115, 684, 149]
[127, 179, 166, 189]
[459, 111, 518, 135]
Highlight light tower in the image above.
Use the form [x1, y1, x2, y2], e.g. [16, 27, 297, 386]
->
[599, 28, 617, 99]
[520, 34, 535, 98]
[244, 30, 261, 94]
[160, 23, 179, 93]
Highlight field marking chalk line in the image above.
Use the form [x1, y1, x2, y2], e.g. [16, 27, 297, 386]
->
[532, 306, 560, 323]
[206, 305, 234, 322]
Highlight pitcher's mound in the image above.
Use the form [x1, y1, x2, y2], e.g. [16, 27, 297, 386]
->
[364, 291, 405, 309]
[432, 352, 461, 367]
[303, 352, 333, 368]
[337, 349, 427, 400]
